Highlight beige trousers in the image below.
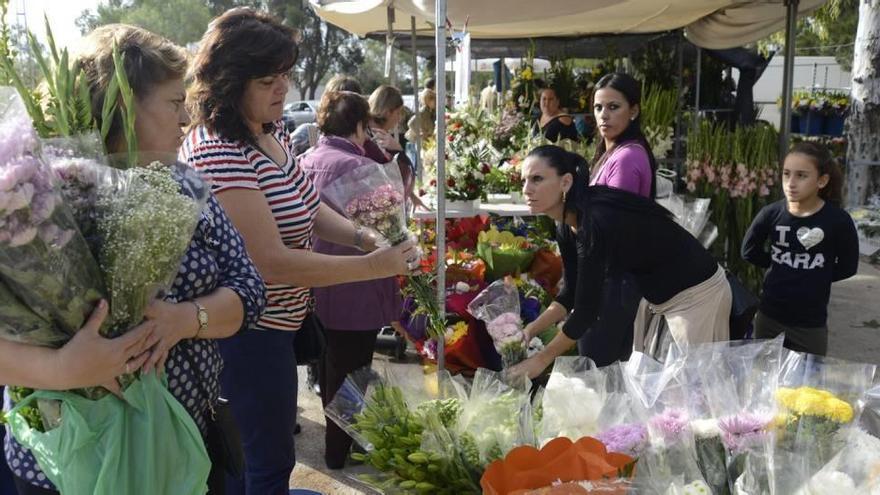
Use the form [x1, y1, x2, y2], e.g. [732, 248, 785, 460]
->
[633, 266, 732, 358]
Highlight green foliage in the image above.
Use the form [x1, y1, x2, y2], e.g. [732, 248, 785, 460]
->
[77, 0, 212, 46]
[0, 14, 137, 162]
[758, 0, 858, 72]
[545, 58, 577, 110]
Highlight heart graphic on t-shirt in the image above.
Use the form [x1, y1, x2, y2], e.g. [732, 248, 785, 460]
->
[796, 226, 824, 250]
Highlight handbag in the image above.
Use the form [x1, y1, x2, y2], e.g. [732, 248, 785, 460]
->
[295, 312, 326, 365]
[180, 346, 245, 485]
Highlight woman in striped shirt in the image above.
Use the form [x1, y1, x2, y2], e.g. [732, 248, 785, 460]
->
[182, 8, 420, 495]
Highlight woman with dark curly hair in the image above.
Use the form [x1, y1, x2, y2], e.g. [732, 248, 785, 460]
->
[181, 8, 420, 494]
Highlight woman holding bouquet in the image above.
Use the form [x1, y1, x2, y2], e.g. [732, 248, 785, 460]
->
[299, 90, 405, 469]
[510, 145, 731, 379]
[183, 8, 420, 494]
[5, 24, 268, 495]
[368, 84, 426, 211]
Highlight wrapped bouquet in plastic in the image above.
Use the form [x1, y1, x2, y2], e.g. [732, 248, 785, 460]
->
[321, 160, 411, 246]
[468, 279, 527, 368]
[768, 351, 876, 494]
[536, 357, 607, 447]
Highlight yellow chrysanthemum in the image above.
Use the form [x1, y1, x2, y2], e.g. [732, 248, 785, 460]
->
[822, 398, 854, 423]
[776, 387, 853, 423]
[446, 321, 469, 345]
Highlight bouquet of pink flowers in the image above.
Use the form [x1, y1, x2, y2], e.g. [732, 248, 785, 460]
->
[468, 279, 526, 368]
[321, 160, 411, 246]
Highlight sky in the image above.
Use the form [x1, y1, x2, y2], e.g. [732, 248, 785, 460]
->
[4, 0, 102, 51]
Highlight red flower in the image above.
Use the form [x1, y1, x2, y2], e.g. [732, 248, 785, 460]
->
[430, 179, 437, 186]
[447, 178, 456, 187]
[481, 163, 491, 174]
[447, 135, 455, 142]
[418, 188, 426, 196]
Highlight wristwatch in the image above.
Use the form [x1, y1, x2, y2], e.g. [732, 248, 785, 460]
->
[191, 300, 208, 338]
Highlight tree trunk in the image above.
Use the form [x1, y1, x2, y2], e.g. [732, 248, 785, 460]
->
[845, 0, 880, 207]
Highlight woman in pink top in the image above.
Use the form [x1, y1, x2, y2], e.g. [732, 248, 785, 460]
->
[571, 73, 658, 365]
[590, 73, 657, 198]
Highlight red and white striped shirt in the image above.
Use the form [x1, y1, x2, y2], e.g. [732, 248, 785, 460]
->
[181, 122, 320, 331]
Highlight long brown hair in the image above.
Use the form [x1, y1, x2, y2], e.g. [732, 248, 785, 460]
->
[187, 7, 298, 144]
[590, 73, 658, 199]
[788, 141, 843, 207]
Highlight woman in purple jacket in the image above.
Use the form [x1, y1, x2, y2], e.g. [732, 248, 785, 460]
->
[299, 91, 404, 469]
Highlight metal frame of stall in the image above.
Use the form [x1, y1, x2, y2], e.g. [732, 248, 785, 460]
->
[382, 0, 802, 372]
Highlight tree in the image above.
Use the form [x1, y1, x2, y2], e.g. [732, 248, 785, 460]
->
[77, 0, 213, 46]
[0, 0, 44, 88]
[844, 0, 880, 207]
[760, 0, 859, 71]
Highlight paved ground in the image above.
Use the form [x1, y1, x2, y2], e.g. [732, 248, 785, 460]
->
[288, 259, 880, 494]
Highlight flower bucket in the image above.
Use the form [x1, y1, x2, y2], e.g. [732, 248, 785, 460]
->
[805, 111, 825, 136]
[824, 115, 845, 136]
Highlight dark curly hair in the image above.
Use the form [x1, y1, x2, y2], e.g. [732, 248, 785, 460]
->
[187, 7, 298, 144]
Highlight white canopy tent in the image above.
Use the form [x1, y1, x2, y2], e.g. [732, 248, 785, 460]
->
[309, 0, 824, 370]
[309, 0, 824, 49]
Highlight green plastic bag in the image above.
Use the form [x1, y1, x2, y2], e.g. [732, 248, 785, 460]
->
[7, 372, 210, 495]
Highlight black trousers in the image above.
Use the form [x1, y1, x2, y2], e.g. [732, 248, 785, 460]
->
[319, 328, 380, 469]
[576, 273, 640, 367]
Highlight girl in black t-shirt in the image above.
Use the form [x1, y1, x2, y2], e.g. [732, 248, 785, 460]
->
[742, 142, 859, 355]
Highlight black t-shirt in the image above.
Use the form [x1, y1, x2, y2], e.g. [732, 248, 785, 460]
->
[741, 199, 859, 327]
[535, 115, 580, 143]
[555, 189, 718, 340]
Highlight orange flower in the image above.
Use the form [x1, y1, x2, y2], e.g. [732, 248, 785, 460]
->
[481, 437, 634, 495]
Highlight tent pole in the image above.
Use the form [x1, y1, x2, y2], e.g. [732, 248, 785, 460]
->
[435, 0, 447, 372]
[674, 30, 684, 181]
[780, 0, 799, 160]
[386, 6, 396, 84]
[411, 16, 422, 184]
[694, 46, 702, 129]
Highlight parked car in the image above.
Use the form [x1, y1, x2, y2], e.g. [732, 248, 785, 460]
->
[283, 100, 318, 131]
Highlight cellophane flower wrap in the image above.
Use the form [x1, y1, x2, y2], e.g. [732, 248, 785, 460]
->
[453, 369, 532, 470]
[621, 352, 710, 494]
[476, 226, 536, 281]
[0, 89, 105, 349]
[321, 160, 411, 247]
[793, 428, 880, 494]
[47, 145, 210, 337]
[768, 351, 876, 495]
[467, 278, 526, 368]
[672, 338, 784, 495]
[536, 357, 606, 447]
[324, 366, 480, 494]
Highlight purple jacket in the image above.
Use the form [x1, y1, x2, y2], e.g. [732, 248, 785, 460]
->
[299, 135, 402, 330]
[590, 141, 652, 198]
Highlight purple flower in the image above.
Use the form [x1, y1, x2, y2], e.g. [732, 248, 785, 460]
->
[596, 423, 648, 457]
[649, 408, 690, 444]
[718, 413, 770, 454]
